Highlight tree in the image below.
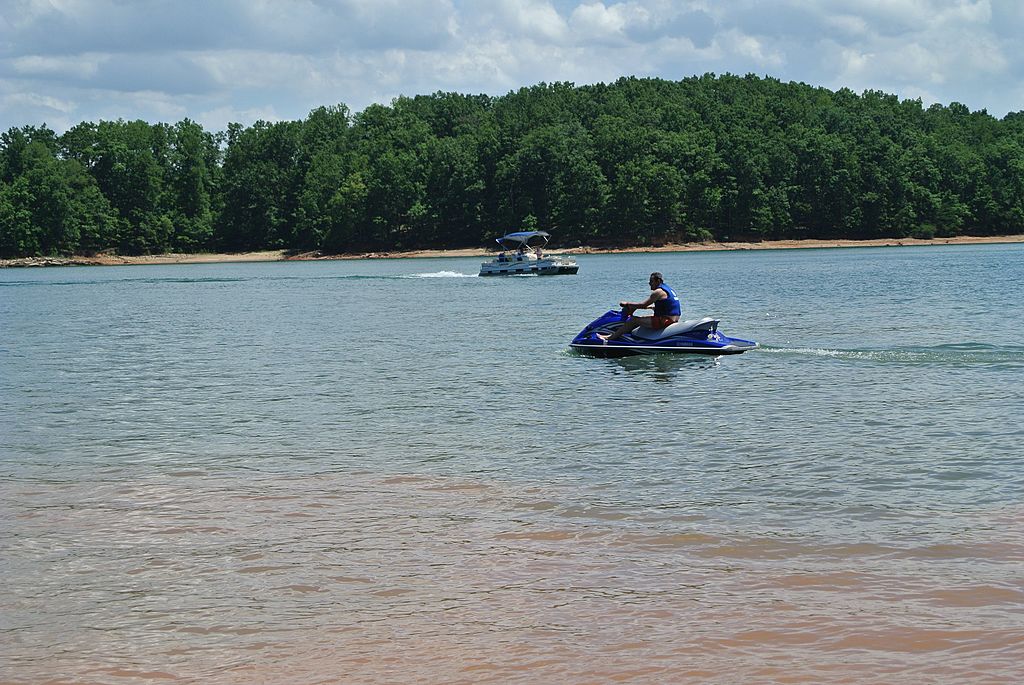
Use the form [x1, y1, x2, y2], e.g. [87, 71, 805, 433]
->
[166, 119, 219, 251]
[217, 120, 304, 250]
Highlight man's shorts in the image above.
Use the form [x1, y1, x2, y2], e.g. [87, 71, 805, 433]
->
[650, 315, 677, 329]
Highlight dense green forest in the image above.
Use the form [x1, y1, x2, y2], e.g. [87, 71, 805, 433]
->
[3, 74, 1024, 258]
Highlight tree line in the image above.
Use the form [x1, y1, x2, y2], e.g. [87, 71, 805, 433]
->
[3, 73, 1024, 258]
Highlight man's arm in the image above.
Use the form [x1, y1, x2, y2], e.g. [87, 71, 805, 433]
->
[620, 291, 665, 310]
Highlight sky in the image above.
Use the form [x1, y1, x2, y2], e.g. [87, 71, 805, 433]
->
[2, 0, 1023, 134]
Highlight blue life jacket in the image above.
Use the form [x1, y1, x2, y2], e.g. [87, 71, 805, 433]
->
[653, 284, 681, 317]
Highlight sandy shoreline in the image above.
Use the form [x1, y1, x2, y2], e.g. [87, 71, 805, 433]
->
[2, 234, 1022, 268]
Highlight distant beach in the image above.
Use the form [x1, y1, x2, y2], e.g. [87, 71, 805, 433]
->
[2, 234, 1023, 268]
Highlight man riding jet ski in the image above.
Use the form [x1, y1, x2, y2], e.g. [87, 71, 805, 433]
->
[598, 271, 680, 341]
[570, 272, 757, 357]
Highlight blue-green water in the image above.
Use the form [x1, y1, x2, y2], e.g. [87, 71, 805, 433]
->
[2, 244, 1023, 684]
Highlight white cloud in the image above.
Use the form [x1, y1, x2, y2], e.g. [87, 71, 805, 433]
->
[197, 104, 282, 130]
[491, 0, 569, 42]
[824, 14, 870, 37]
[119, 90, 189, 121]
[11, 54, 104, 79]
[2, 90, 75, 113]
[570, 2, 629, 40]
[2, 0, 1024, 133]
[193, 51, 319, 90]
[716, 29, 785, 69]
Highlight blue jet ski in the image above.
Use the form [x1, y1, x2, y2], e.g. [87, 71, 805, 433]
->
[570, 309, 758, 357]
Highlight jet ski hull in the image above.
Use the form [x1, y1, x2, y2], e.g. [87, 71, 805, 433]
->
[569, 340, 754, 357]
[570, 310, 757, 357]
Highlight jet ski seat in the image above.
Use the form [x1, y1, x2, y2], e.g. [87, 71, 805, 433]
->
[632, 317, 719, 340]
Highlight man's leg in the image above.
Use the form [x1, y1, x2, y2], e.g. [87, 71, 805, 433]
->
[600, 316, 652, 341]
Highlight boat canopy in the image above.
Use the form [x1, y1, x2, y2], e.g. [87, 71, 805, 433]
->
[495, 231, 550, 249]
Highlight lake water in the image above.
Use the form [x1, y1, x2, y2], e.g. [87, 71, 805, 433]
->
[2, 244, 1023, 684]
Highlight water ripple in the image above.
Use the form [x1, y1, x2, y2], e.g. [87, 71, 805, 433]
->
[761, 342, 1024, 366]
[2, 245, 1023, 684]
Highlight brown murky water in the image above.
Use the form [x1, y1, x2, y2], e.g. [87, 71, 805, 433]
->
[4, 472, 1023, 684]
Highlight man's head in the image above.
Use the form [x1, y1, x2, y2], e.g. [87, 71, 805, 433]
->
[649, 272, 664, 289]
